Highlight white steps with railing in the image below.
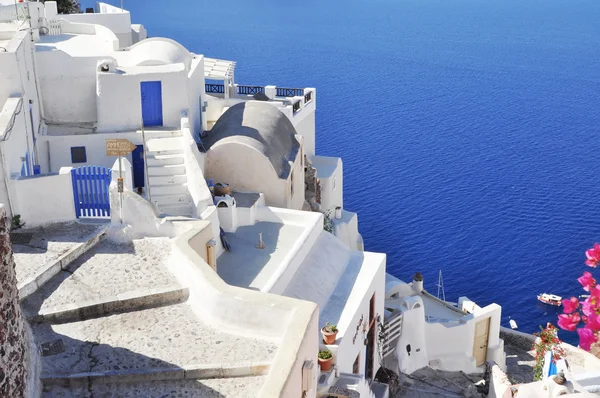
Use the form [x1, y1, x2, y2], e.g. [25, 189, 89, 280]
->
[145, 137, 193, 217]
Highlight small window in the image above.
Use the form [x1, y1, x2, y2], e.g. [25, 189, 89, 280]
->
[333, 177, 337, 190]
[290, 170, 294, 197]
[71, 147, 87, 163]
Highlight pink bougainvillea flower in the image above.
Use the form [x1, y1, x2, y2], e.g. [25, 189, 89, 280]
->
[558, 313, 581, 332]
[562, 297, 580, 314]
[577, 327, 598, 351]
[578, 271, 597, 292]
[581, 297, 595, 317]
[586, 243, 600, 267]
[585, 313, 600, 330]
[582, 288, 600, 316]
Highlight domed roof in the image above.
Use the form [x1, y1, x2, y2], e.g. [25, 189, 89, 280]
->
[125, 38, 192, 69]
[204, 102, 300, 179]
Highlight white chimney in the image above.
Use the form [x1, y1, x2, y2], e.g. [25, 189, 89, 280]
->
[413, 272, 424, 294]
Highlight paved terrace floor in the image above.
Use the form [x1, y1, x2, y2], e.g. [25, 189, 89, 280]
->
[12, 222, 104, 285]
[216, 221, 305, 290]
[15, 225, 279, 396]
[21, 237, 178, 317]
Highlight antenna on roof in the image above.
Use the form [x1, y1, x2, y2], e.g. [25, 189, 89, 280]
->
[436, 270, 446, 301]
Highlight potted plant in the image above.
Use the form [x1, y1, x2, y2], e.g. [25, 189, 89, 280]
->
[318, 349, 333, 371]
[321, 322, 338, 344]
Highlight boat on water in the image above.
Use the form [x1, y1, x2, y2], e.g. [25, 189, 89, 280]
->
[538, 293, 562, 306]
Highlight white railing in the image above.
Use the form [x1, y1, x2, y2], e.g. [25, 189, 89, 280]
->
[48, 19, 61, 35]
[382, 313, 403, 357]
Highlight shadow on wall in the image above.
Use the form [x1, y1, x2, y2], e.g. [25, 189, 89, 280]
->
[215, 223, 283, 289]
[31, 331, 228, 397]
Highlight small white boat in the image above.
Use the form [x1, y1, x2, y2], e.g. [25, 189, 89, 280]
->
[509, 319, 518, 329]
[537, 293, 562, 306]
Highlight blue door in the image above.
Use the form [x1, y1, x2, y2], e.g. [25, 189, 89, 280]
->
[132, 145, 145, 188]
[141, 81, 163, 126]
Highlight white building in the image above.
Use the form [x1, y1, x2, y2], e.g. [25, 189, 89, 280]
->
[0, 2, 509, 397]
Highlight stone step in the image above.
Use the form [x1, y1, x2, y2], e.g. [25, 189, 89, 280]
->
[15, 225, 107, 300]
[148, 175, 187, 186]
[149, 184, 188, 196]
[33, 303, 278, 382]
[21, 237, 179, 320]
[158, 203, 193, 217]
[152, 193, 191, 207]
[136, 128, 182, 139]
[147, 164, 187, 176]
[146, 154, 185, 167]
[148, 147, 184, 156]
[28, 286, 189, 324]
[146, 137, 183, 154]
[43, 375, 269, 397]
[42, 362, 270, 388]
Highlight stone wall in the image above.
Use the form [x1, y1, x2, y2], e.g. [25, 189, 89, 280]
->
[0, 204, 36, 397]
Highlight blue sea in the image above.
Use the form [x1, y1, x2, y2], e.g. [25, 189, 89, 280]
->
[85, 0, 600, 345]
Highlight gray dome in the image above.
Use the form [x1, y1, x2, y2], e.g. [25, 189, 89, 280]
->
[204, 102, 300, 178]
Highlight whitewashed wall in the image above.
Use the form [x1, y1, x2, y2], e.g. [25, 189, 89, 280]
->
[392, 297, 429, 374]
[39, 132, 142, 173]
[96, 65, 188, 132]
[0, 31, 42, 176]
[179, 116, 213, 217]
[205, 141, 291, 209]
[0, 98, 32, 177]
[11, 169, 76, 226]
[187, 56, 206, 134]
[256, 207, 322, 294]
[333, 252, 386, 379]
[37, 53, 101, 124]
[294, 109, 316, 157]
[312, 155, 343, 212]
[171, 222, 319, 398]
[287, 143, 306, 211]
[61, 4, 133, 48]
[424, 303, 504, 373]
[333, 210, 363, 251]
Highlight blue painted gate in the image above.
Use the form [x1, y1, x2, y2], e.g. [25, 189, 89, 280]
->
[140, 81, 163, 127]
[71, 166, 112, 218]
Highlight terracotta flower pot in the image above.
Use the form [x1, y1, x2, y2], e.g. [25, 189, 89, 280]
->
[318, 356, 333, 371]
[321, 327, 338, 345]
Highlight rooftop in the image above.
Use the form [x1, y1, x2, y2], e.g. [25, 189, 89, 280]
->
[216, 221, 305, 291]
[36, 33, 114, 56]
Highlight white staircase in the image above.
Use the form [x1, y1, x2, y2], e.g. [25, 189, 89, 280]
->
[145, 136, 193, 217]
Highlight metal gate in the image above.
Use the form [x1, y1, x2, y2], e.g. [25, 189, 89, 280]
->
[71, 166, 112, 218]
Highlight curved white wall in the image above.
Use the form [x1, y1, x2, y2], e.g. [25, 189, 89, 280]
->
[206, 141, 289, 208]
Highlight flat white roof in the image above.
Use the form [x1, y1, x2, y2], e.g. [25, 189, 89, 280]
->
[204, 57, 236, 80]
[36, 34, 113, 56]
[216, 221, 305, 290]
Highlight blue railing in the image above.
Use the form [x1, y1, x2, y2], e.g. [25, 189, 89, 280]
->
[237, 85, 265, 95]
[276, 87, 304, 97]
[205, 84, 225, 94]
